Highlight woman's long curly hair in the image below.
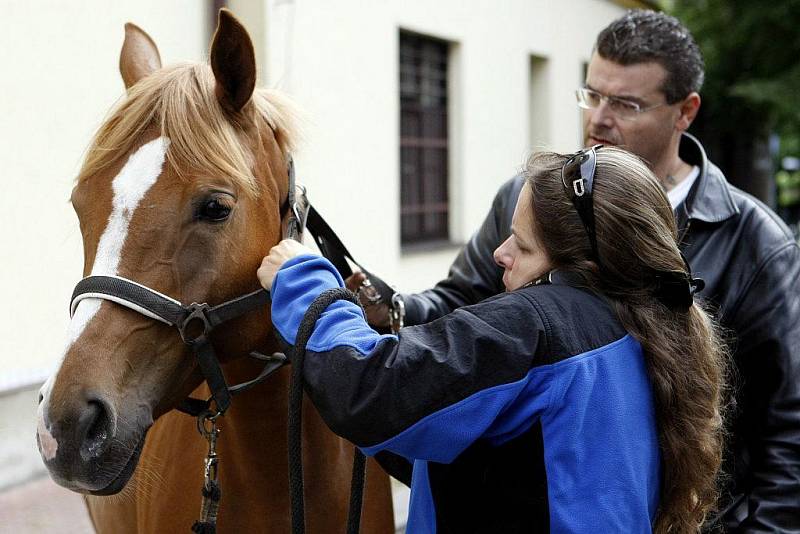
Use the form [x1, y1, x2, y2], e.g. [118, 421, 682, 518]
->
[526, 147, 728, 533]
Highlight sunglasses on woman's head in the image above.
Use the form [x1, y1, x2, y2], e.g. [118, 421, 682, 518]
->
[561, 145, 603, 261]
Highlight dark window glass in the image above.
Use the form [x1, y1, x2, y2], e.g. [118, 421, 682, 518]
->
[400, 31, 449, 245]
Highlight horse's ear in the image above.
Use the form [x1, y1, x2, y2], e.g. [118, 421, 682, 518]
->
[119, 23, 162, 89]
[210, 9, 256, 113]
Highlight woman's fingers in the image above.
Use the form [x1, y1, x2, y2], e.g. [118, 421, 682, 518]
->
[257, 239, 315, 289]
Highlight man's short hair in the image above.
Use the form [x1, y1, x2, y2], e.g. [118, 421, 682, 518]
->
[596, 10, 704, 104]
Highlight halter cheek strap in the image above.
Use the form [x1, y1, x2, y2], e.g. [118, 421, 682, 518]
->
[283, 156, 309, 242]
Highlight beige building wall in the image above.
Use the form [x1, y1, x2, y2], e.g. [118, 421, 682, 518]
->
[0, 1, 207, 391]
[0, 1, 208, 489]
[230, 0, 628, 290]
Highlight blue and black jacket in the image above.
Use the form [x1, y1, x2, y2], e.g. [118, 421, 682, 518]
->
[271, 255, 661, 533]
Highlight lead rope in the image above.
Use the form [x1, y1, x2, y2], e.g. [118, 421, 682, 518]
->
[289, 288, 367, 534]
[192, 410, 222, 533]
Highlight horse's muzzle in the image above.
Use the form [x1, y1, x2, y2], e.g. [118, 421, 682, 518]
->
[37, 392, 148, 494]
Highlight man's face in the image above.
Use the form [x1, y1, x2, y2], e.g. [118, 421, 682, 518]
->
[583, 53, 680, 168]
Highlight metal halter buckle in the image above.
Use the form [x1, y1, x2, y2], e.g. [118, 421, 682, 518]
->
[197, 410, 220, 484]
[389, 293, 405, 334]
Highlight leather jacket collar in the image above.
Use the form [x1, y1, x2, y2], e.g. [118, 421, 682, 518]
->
[677, 133, 739, 226]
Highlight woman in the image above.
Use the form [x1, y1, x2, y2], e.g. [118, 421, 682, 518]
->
[258, 147, 727, 533]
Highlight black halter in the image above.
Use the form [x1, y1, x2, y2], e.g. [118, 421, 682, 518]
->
[70, 275, 277, 415]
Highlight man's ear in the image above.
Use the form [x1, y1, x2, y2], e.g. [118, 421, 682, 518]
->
[676, 92, 701, 132]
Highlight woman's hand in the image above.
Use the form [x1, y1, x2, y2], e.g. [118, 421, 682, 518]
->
[257, 239, 315, 290]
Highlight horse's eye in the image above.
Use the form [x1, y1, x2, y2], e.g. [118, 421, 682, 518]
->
[198, 197, 232, 222]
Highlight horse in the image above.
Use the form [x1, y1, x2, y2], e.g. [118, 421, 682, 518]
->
[35, 10, 395, 533]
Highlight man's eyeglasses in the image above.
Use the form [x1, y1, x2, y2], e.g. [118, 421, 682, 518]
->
[561, 145, 603, 261]
[576, 87, 664, 121]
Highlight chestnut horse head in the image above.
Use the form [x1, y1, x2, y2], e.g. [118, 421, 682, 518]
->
[36, 10, 295, 495]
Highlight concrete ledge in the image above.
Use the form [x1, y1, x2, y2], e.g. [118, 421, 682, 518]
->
[0, 380, 47, 491]
[0, 474, 405, 533]
[0, 475, 93, 533]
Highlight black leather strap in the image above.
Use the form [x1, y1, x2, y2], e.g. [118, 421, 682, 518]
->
[205, 289, 271, 328]
[191, 337, 232, 414]
[228, 353, 287, 395]
[283, 157, 309, 242]
[306, 205, 397, 305]
[71, 276, 184, 325]
[70, 276, 278, 417]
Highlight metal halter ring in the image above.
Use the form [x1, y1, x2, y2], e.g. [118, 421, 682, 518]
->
[179, 303, 212, 345]
[197, 409, 221, 439]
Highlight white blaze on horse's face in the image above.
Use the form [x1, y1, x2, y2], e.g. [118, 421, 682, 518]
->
[68, 137, 170, 346]
[91, 137, 171, 276]
[37, 137, 170, 461]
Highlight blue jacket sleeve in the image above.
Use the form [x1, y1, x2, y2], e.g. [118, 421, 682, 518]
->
[271, 254, 551, 464]
[271, 254, 395, 354]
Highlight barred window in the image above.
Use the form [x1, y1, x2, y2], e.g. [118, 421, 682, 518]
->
[400, 31, 449, 245]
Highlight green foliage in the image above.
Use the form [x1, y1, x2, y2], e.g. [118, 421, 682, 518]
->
[780, 133, 800, 161]
[668, 0, 800, 137]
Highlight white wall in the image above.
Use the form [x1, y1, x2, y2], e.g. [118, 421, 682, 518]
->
[230, 0, 627, 292]
[0, 2, 207, 388]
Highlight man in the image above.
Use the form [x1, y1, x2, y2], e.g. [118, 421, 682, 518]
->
[354, 10, 800, 531]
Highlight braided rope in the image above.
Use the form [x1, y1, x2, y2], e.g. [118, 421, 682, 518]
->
[288, 287, 367, 534]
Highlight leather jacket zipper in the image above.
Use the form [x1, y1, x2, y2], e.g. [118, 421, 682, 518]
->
[678, 210, 693, 247]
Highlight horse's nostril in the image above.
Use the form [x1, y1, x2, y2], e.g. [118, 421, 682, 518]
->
[38, 392, 43, 405]
[79, 400, 112, 461]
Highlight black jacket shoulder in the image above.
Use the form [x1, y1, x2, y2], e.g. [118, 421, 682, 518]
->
[509, 283, 627, 366]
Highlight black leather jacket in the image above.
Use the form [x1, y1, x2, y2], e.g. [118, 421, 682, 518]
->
[403, 134, 800, 532]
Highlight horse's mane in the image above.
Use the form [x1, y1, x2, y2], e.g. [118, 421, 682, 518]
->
[78, 62, 298, 196]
